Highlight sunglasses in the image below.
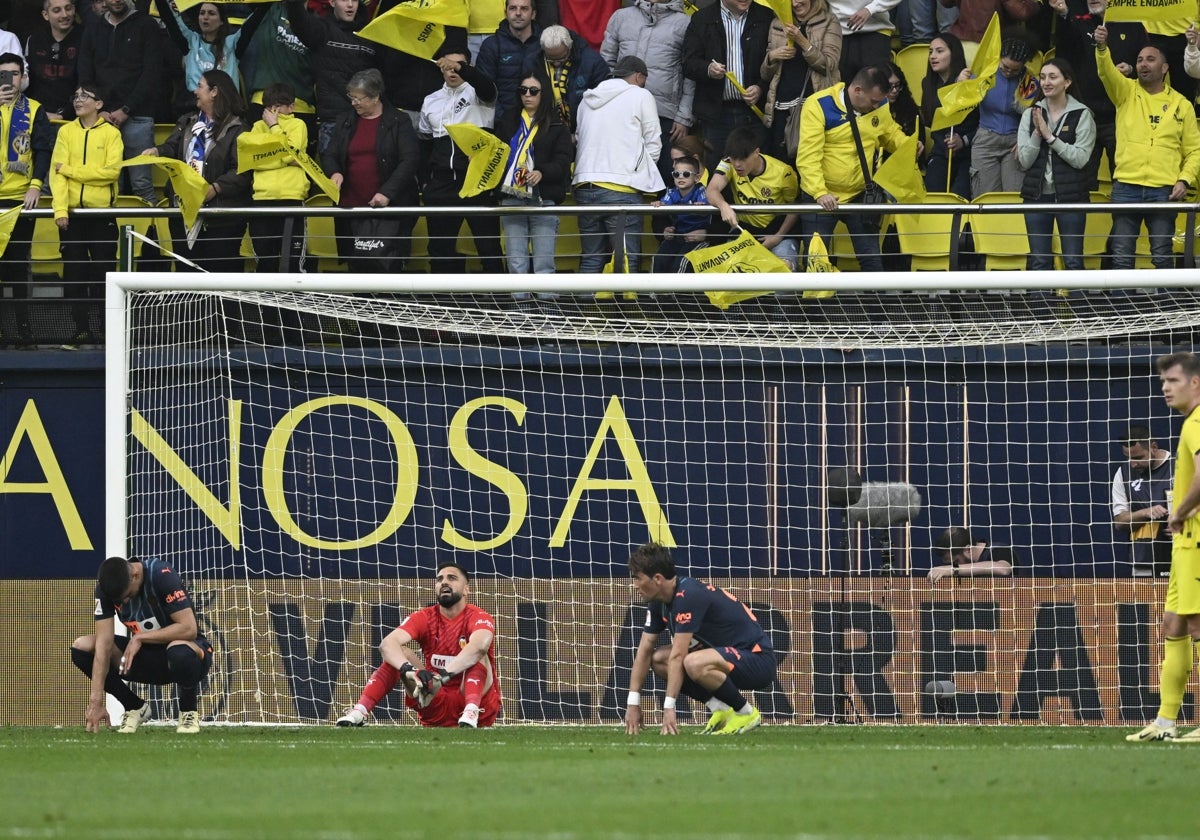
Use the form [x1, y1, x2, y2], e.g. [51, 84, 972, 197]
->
[670, 170, 697, 178]
[518, 86, 541, 95]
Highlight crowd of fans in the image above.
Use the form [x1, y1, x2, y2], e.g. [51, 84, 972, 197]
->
[1, 0, 1198, 343]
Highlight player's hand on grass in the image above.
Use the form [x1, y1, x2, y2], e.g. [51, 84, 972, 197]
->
[660, 707, 679, 736]
[85, 699, 110, 733]
[624, 705, 643, 735]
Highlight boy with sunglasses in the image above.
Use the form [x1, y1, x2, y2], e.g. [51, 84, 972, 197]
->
[651, 154, 709, 272]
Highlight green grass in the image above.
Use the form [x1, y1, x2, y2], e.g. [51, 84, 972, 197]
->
[1, 724, 1197, 839]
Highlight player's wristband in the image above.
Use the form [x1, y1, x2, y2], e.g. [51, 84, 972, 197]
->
[662, 696, 677, 710]
[627, 691, 641, 706]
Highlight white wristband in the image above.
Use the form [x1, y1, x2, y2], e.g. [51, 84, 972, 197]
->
[626, 691, 641, 706]
[662, 696, 677, 710]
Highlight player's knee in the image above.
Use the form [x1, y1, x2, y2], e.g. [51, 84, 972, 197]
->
[166, 643, 204, 685]
[69, 643, 93, 674]
[71, 634, 95, 653]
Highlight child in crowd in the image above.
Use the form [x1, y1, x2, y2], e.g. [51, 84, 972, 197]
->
[246, 82, 309, 273]
[651, 155, 709, 273]
[50, 82, 122, 345]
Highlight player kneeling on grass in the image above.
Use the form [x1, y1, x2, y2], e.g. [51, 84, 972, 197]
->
[70, 556, 213, 735]
[337, 563, 501, 729]
[624, 542, 776, 736]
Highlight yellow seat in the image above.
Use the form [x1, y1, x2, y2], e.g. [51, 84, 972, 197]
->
[894, 44, 930, 108]
[893, 192, 968, 270]
[969, 191, 1027, 270]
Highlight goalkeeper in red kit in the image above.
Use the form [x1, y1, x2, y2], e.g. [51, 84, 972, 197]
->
[337, 563, 502, 728]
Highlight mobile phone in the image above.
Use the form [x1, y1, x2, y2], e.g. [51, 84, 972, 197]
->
[0, 70, 14, 88]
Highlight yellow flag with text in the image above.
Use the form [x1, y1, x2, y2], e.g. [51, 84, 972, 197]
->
[931, 13, 1000, 131]
[691, 229, 790, 309]
[872, 135, 926, 204]
[359, 0, 470, 60]
[445, 122, 510, 198]
[121, 156, 209, 228]
[236, 131, 340, 202]
[1104, 0, 1193, 23]
[0, 205, 22, 257]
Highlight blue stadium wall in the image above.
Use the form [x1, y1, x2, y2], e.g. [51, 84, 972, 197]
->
[0, 343, 1175, 580]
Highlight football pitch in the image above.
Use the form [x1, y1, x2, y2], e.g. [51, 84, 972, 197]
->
[1, 724, 1197, 839]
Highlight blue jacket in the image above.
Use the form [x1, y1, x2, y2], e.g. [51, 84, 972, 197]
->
[476, 21, 544, 125]
[520, 30, 609, 132]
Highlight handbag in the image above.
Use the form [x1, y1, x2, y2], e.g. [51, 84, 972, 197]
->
[350, 216, 404, 273]
[847, 97, 889, 231]
[781, 66, 813, 160]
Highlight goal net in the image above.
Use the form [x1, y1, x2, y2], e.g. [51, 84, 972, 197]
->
[109, 272, 1200, 725]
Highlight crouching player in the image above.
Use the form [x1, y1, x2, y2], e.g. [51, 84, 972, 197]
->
[70, 556, 213, 734]
[338, 563, 501, 728]
[625, 542, 776, 736]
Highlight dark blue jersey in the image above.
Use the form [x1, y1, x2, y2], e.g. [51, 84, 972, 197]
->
[644, 576, 772, 653]
[92, 558, 194, 637]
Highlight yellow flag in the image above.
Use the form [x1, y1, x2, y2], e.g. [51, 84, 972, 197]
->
[359, 0, 470, 60]
[236, 131, 340, 202]
[681, 0, 702, 14]
[1103, 0, 1193, 24]
[0, 205, 22, 257]
[754, 0, 792, 26]
[802, 233, 838, 298]
[122, 155, 209, 228]
[691, 229, 789, 309]
[872, 135, 926, 204]
[445, 122, 510, 198]
[173, 0, 274, 12]
[723, 72, 766, 120]
[970, 12, 1002, 80]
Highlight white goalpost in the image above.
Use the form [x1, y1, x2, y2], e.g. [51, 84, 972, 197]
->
[107, 270, 1200, 725]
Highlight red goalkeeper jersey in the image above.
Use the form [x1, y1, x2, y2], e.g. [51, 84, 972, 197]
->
[399, 603, 501, 702]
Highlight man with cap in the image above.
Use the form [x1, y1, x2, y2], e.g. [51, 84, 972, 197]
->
[929, 527, 1016, 582]
[572, 54, 665, 273]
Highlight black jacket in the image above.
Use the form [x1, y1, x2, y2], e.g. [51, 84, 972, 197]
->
[321, 105, 420, 207]
[77, 7, 163, 117]
[492, 109, 575, 205]
[286, 0, 378, 122]
[159, 111, 251, 208]
[682, 2, 774, 124]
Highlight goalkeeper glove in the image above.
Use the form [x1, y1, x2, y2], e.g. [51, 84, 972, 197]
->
[416, 668, 450, 693]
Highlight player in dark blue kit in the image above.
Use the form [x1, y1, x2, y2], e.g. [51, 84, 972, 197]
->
[70, 556, 213, 734]
[624, 542, 775, 736]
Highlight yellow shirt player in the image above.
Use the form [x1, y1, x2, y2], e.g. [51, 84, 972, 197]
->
[704, 124, 800, 269]
[1128, 351, 1200, 743]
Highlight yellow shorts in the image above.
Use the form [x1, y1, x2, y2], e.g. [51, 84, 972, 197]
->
[1166, 543, 1200, 616]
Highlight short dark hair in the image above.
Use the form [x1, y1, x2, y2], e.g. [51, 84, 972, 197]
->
[1157, 351, 1200, 379]
[436, 562, 470, 581]
[1121, 425, 1152, 449]
[934, 527, 973, 555]
[723, 125, 762, 160]
[673, 155, 701, 173]
[97, 556, 131, 602]
[852, 64, 891, 95]
[262, 82, 295, 109]
[629, 542, 675, 579]
[0, 53, 25, 73]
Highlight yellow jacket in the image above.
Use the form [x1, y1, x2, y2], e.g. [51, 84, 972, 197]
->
[1097, 47, 1200, 189]
[49, 117, 122, 220]
[248, 114, 310, 202]
[795, 83, 910, 202]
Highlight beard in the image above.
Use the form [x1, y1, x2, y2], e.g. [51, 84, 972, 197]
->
[438, 590, 463, 608]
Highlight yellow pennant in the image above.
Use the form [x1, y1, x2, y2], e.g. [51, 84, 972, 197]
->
[723, 72, 766, 120]
[121, 155, 209, 228]
[970, 12, 1002, 80]
[802, 233, 838, 297]
[0, 205, 23, 258]
[754, 0, 792, 26]
[236, 131, 340, 203]
[872, 135, 926, 205]
[445, 122, 510, 198]
[359, 0, 470, 60]
[691, 228, 790, 309]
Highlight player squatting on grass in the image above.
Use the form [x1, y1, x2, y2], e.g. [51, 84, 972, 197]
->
[70, 556, 213, 734]
[1129, 351, 1200, 743]
[624, 542, 777, 736]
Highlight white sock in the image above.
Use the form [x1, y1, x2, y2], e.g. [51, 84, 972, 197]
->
[736, 703, 754, 715]
[706, 699, 731, 712]
[1156, 716, 1175, 729]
